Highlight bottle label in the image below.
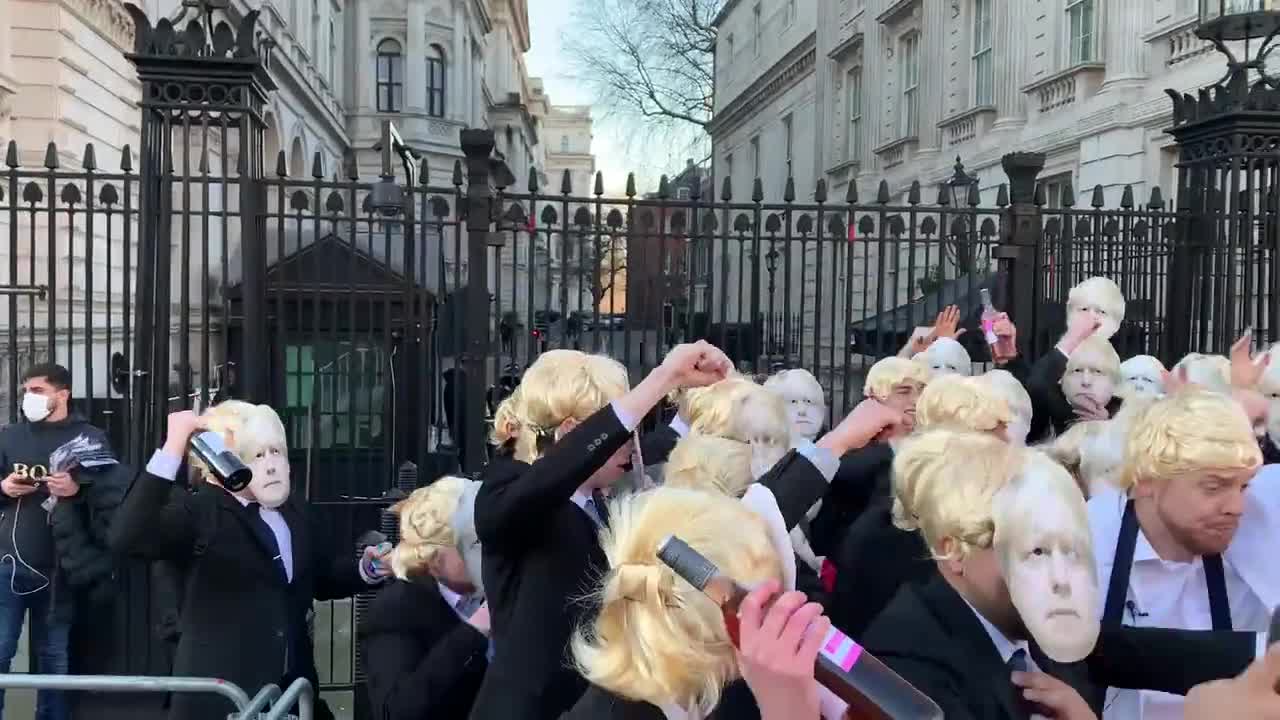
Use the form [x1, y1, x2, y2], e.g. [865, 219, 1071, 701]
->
[819, 626, 863, 672]
[982, 319, 998, 345]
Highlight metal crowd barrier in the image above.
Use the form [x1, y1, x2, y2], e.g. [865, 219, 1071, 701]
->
[0, 674, 314, 719]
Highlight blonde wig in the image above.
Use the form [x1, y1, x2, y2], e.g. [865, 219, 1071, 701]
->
[191, 400, 287, 482]
[572, 487, 783, 715]
[914, 374, 1013, 434]
[388, 476, 469, 580]
[512, 349, 630, 463]
[763, 368, 825, 405]
[1048, 397, 1155, 497]
[895, 430, 1020, 560]
[983, 370, 1032, 420]
[490, 387, 523, 447]
[1172, 353, 1231, 395]
[890, 425, 1018, 538]
[683, 377, 791, 479]
[1067, 277, 1126, 322]
[1119, 388, 1261, 492]
[864, 356, 931, 401]
[664, 435, 755, 498]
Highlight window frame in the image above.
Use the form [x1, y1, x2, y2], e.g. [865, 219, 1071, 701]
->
[375, 38, 404, 113]
[753, 3, 762, 56]
[749, 135, 761, 181]
[426, 44, 447, 118]
[971, 0, 994, 107]
[900, 33, 920, 137]
[1067, 0, 1097, 66]
[782, 114, 794, 168]
[846, 67, 863, 161]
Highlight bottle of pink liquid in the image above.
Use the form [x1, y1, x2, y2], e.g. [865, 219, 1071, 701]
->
[980, 289, 1016, 359]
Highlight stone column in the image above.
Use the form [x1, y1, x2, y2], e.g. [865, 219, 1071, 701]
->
[915, 0, 947, 157]
[993, 0, 1028, 130]
[406, 0, 426, 112]
[354, 0, 371, 111]
[1102, 0, 1148, 90]
[0, 0, 16, 132]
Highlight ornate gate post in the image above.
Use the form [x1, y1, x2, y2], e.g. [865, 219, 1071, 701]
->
[1163, 5, 1280, 358]
[460, 130, 495, 472]
[123, 0, 275, 460]
[998, 152, 1045, 355]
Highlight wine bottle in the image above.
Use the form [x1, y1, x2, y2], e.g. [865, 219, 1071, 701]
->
[657, 535, 943, 720]
[980, 288, 1017, 360]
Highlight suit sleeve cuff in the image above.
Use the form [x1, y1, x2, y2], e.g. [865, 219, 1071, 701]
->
[145, 451, 183, 482]
[610, 401, 640, 433]
[1258, 632, 1268, 660]
[795, 441, 839, 482]
[358, 555, 388, 586]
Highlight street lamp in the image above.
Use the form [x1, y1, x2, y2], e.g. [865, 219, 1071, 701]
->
[1196, 0, 1280, 86]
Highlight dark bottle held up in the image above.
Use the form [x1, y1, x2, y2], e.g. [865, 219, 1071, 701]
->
[657, 535, 944, 720]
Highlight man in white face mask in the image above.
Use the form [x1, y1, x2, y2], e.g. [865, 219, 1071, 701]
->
[111, 403, 394, 720]
[0, 362, 120, 720]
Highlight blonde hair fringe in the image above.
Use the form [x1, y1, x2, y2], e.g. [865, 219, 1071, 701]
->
[864, 357, 931, 401]
[1119, 388, 1260, 492]
[388, 476, 468, 580]
[511, 350, 629, 463]
[572, 487, 782, 715]
[914, 374, 1012, 433]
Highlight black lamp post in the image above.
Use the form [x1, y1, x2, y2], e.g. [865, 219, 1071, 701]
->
[764, 242, 780, 356]
[1196, 0, 1280, 87]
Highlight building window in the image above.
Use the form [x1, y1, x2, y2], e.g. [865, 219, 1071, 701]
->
[427, 44, 446, 117]
[782, 114, 793, 170]
[846, 68, 862, 161]
[376, 39, 403, 113]
[309, 0, 318, 57]
[727, 33, 735, 60]
[677, 186, 691, 200]
[1041, 172, 1072, 209]
[900, 33, 920, 137]
[723, 153, 734, 187]
[972, 0, 994, 106]
[560, 136, 570, 152]
[750, 135, 761, 180]
[1068, 0, 1096, 65]
[753, 3, 762, 55]
[785, 0, 796, 26]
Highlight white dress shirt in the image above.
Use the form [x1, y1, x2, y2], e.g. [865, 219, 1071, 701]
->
[669, 415, 690, 438]
[1089, 485, 1275, 720]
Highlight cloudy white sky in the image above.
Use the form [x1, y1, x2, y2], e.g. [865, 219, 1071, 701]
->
[525, 0, 690, 194]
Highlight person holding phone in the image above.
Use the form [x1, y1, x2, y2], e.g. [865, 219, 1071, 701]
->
[0, 363, 117, 720]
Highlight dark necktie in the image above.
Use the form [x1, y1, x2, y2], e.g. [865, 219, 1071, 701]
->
[1007, 648, 1029, 673]
[589, 489, 610, 529]
[246, 502, 288, 582]
[454, 593, 483, 619]
[1008, 648, 1048, 718]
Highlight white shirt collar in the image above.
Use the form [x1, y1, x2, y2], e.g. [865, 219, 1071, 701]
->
[963, 597, 1031, 665]
[569, 491, 592, 511]
[437, 580, 463, 610]
[670, 415, 690, 438]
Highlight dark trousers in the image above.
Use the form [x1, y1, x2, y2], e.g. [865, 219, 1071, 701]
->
[0, 566, 71, 720]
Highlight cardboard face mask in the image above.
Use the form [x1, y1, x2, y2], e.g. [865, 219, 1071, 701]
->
[1259, 349, 1280, 447]
[765, 370, 826, 444]
[450, 479, 485, 594]
[1067, 277, 1125, 341]
[915, 337, 972, 377]
[994, 456, 1100, 663]
[1119, 355, 1165, 400]
[1061, 345, 1117, 412]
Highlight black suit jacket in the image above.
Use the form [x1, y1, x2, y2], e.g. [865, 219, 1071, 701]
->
[359, 579, 489, 720]
[863, 576, 1257, 719]
[831, 496, 936, 637]
[110, 471, 367, 720]
[807, 444, 894, 557]
[1026, 349, 1123, 442]
[561, 682, 761, 720]
[639, 424, 680, 467]
[470, 405, 633, 720]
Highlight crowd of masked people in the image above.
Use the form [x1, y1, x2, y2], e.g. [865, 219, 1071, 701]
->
[2, 274, 1280, 719]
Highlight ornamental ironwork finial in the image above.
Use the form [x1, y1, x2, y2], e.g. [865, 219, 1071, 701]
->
[123, 0, 273, 66]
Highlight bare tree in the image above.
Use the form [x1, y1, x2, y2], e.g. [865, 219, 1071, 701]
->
[564, 0, 722, 149]
[570, 231, 628, 312]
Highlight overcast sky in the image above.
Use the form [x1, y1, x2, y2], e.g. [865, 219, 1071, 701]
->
[525, 0, 685, 194]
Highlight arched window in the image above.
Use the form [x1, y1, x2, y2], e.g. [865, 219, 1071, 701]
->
[376, 39, 403, 113]
[560, 135, 569, 153]
[427, 44, 446, 118]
